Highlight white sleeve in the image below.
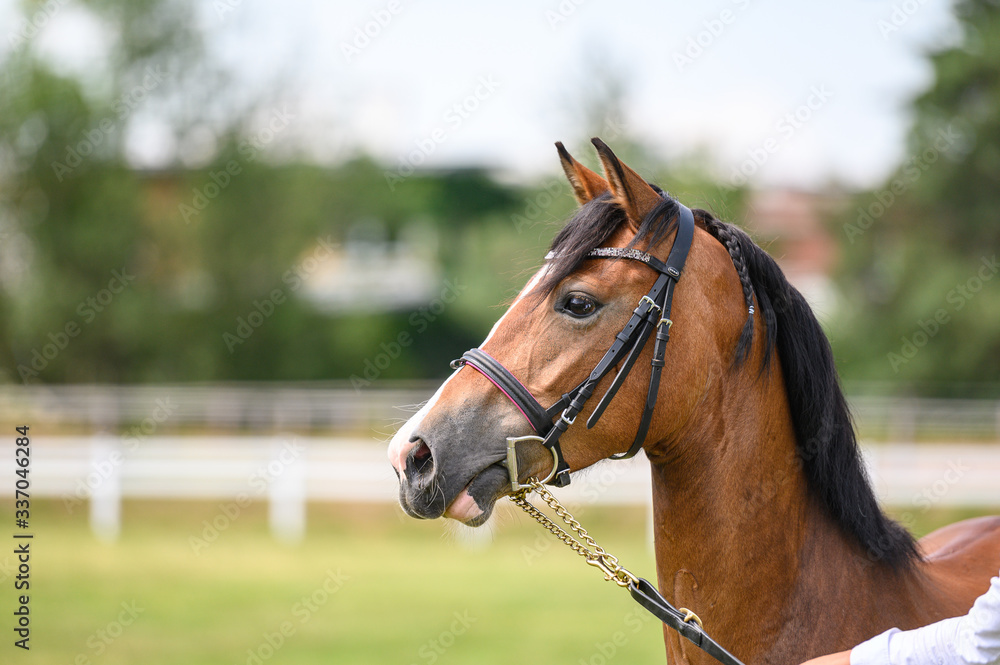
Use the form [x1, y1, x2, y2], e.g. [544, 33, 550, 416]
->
[958, 574, 1000, 664]
[849, 574, 1000, 665]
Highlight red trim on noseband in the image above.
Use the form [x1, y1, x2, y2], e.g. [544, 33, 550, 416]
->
[461, 361, 539, 432]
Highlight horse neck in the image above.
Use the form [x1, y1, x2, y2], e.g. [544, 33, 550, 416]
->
[647, 360, 915, 664]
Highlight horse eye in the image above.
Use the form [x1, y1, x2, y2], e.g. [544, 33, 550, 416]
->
[563, 294, 597, 318]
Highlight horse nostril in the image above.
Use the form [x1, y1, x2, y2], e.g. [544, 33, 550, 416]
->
[407, 438, 435, 478]
[413, 441, 430, 461]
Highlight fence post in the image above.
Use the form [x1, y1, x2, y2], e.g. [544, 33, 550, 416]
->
[90, 433, 121, 542]
[268, 436, 306, 543]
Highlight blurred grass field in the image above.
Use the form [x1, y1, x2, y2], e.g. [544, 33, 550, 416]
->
[0, 498, 995, 665]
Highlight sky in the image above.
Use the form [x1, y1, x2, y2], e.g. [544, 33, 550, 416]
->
[2, 0, 961, 190]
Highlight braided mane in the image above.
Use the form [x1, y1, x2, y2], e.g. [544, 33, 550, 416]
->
[700, 216, 760, 368]
[536, 192, 918, 569]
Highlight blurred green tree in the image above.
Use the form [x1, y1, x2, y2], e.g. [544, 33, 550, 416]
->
[0, 0, 539, 385]
[0, 0, 212, 382]
[0, 0, 745, 386]
[829, 0, 1000, 396]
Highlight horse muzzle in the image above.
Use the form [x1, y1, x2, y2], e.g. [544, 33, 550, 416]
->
[391, 429, 512, 526]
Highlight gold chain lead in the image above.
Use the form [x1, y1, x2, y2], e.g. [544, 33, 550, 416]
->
[511, 479, 639, 588]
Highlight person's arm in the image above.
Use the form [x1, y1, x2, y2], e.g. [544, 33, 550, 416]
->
[848, 616, 965, 665]
[801, 650, 851, 665]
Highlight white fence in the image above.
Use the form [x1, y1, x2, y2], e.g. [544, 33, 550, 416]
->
[3, 384, 1000, 439]
[4, 435, 998, 542]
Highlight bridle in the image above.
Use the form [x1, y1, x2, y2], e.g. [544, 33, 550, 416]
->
[446, 197, 745, 665]
[450, 198, 695, 490]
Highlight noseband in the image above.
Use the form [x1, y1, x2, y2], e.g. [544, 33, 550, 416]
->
[451, 200, 695, 489]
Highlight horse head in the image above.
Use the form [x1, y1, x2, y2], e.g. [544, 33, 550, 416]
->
[388, 138, 750, 525]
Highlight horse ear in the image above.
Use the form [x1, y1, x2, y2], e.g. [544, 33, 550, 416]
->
[591, 137, 662, 227]
[555, 141, 608, 205]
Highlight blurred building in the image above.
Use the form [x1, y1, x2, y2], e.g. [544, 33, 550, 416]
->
[136, 168, 845, 318]
[298, 219, 441, 313]
[743, 188, 845, 320]
[138, 169, 441, 313]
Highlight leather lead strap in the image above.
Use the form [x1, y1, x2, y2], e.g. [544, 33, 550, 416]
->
[629, 579, 745, 665]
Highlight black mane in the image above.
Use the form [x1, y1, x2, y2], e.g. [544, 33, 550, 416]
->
[538, 192, 918, 569]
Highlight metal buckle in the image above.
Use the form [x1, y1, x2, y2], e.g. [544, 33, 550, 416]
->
[638, 295, 661, 315]
[585, 555, 639, 587]
[678, 607, 703, 629]
[506, 436, 560, 492]
[559, 410, 576, 427]
[658, 318, 673, 330]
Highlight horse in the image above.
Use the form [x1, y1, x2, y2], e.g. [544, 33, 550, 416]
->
[387, 138, 1000, 665]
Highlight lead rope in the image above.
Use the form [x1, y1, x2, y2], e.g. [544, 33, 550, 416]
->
[510, 479, 746, 665]
[510, 479, 640, 588]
